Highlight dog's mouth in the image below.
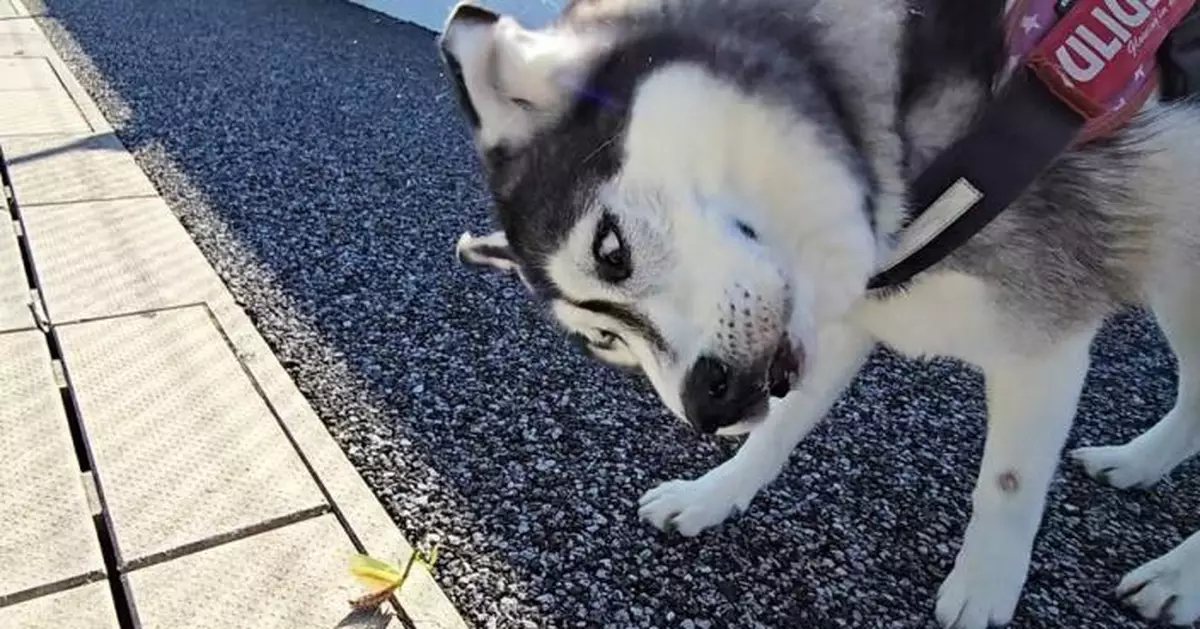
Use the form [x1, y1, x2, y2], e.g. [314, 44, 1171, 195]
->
[714, 345, 797, 435]
[766, 335, 804, 399]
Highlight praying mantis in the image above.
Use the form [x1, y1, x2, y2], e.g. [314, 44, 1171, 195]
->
[347, 541, 442, 611]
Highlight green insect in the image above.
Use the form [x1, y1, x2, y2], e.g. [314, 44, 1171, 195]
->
[346, 542, 442, 611]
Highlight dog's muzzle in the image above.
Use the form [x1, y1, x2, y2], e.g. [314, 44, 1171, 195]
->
[681, 337, 804, 434]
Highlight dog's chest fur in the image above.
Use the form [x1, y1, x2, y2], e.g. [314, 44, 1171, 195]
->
[850, 272, 1034, 366]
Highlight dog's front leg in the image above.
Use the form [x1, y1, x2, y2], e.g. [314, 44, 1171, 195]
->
[935, 330, 1096, 629]
[1117, 529, 1200, 625]
[638, 323, 874, 536]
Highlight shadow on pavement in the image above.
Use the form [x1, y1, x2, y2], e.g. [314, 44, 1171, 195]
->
[5, 133, 121, 166]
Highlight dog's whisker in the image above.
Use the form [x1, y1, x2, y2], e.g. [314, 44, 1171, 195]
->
[582, 133, 618, 166]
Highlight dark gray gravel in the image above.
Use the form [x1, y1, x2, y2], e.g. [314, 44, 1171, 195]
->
[27, 0, 1199, 627]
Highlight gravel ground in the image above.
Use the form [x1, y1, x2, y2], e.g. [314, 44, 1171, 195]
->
[26, 0, 1200, 627]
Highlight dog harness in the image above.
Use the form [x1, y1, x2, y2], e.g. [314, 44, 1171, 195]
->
[867, 0, 1200, 291]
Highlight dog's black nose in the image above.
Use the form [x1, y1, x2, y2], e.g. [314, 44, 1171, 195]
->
[682, 355, 767, 433]
[693, 355, 731, 400]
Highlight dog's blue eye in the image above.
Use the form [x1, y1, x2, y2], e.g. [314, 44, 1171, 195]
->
[736, 220, 758, 240]
[592, 213, 632, 282]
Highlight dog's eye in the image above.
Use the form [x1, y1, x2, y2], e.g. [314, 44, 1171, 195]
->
[509, 96, 534, 111]
[593, 329, 621, 350]
[592, 213, 632, 282]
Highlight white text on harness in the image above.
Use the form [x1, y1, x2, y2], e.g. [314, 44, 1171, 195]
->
[1057, 0, 1164, 81]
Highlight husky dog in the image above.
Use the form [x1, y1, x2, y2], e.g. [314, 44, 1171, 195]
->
[437, 0, 1200, 626]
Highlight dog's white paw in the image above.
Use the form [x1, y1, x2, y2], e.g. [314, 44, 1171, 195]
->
[1117, 537, 1200, 626]
[935, 537, 1028, 629]
[1069, 443, 1168, 489]
[637, 474, 753, 537]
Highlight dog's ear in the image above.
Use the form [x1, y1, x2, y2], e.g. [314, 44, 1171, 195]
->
[437, 2, 609, 152]
[455, 230, 520, 273]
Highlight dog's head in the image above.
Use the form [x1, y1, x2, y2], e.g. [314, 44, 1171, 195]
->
[439, 1, 879, 434]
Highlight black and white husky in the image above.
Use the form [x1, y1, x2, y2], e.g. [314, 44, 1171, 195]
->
[437, 0, 1200, 626]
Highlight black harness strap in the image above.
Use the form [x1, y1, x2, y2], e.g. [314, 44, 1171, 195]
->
[866, 72, 1083, 291]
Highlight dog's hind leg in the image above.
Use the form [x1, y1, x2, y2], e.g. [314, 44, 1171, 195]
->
[935, 327, 1097, 629]
[1071, 280, 1200, 489]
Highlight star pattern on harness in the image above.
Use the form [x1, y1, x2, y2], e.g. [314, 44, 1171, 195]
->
[1021, 13, 1041, 35]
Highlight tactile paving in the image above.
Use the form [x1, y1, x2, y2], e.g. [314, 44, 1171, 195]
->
[0, 133, 157, 206]
[21, 197, 227, 323]
[0, 330, 105, 601]
[0, 57, 90, 135]
[0, 581, 121, 629]
[127, 514, 398, 629]
[56, 307, 326, 566]
[0, 18, 47, 57]
[0, 57, 61, 91]
[0, 90, 91, 135]
[0, 218, 33, 332]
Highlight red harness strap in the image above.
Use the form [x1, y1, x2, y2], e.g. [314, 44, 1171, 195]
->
[1026, 0, 1195, 141]
[1004, 0, 1180, 143]
[867, 0, 1196, 291]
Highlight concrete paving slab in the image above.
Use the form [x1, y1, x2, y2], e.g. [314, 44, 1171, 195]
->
[36, 53, 112, 133]
[0, 54, 95, 138]
[56, 307, 327, 567]
[0, 17, 37, 34]
[209, 298, 469, 629]
[0, 22, 50, 56]
[0, 219, 33, 332]
[42, 57, 112, 133]
[0, 330, 105, 602]
[0, 57, 59, 90]
[0, 581, 120, 629]
[127, 514, 400, 629]
[21, 197, 226, 323]
[0, 133, 156, 206]
[0, 88, 91, 135]
[0, 58, 111, 133]
[3, 3, 470, 624]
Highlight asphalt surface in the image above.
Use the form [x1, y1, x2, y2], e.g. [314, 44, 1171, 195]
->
[27, 0, 1200, 627]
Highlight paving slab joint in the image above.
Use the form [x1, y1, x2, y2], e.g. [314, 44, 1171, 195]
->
[201, 302, 423, 627]
[0, 134, 139, 629]
[0, 571, 108, 610]
[119, 504, 334, 573]
[39, 54, 100, 133]
[54, 301, 206, 328]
